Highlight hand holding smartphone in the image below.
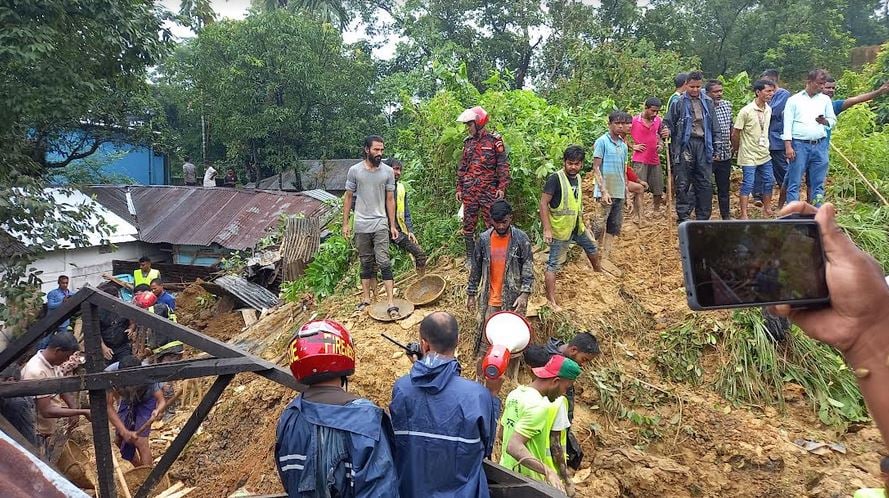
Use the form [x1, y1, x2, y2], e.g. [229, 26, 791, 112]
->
[679, 218, 829, 310]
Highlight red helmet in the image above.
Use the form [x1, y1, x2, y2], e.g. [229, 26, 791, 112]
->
[134, 291, 157, 309]
[288, 320, 356, 385]
[456, 106, 489, 127]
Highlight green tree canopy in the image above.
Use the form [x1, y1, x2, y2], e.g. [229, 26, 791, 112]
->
[155, 11, 385, 181]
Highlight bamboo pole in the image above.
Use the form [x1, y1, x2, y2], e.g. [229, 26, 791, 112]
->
[830, 142, 889, 206]
[111, 451, 133, 498]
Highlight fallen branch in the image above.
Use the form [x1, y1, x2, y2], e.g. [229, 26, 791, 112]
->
[830, 142, 888, 206]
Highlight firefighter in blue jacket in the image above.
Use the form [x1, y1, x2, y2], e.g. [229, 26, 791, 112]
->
[275, 320, 399, 497]
[389, 311, 503, 497]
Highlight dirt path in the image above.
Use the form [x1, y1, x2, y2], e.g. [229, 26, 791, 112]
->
[162, 204, 884, 497]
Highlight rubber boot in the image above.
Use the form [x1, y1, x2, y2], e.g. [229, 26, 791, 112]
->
[464, 235, 475, 269]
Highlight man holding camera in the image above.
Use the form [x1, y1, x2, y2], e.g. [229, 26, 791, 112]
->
[389, 312, 503, 497]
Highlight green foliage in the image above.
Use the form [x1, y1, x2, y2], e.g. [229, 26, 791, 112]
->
[655, 317, 717, 385]
[850, 42, 889, 124]
[0, 0, 172, 170]
[545, 39, 700, 111]
[782, 329, 868, 426]
[155, 10, 383, 179]
[718, 72, 753, 114]
[394, 75, 608, 243]
[590, 368, 669, 444]
[0, 0, 166, 329]
[715, 310, 784, 407]
[837, 206, 889, 270]
[715, 310, 866, 427]
[281, 222, 354, 301]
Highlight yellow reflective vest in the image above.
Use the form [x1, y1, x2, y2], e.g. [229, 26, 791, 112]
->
[395, 182, 408, 234]
[549, 170, 585, 241]
[134, 268, 160, 288]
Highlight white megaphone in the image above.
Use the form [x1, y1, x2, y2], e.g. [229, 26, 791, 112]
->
[482, 311, 531, 380]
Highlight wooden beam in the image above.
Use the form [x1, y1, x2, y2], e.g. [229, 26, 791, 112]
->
[0, 357, 268, 398]
[0, 287, 96, 372]
[83, 303, 117, 498]
[134, 374, 234, 498]
[88, 290, 304, 391]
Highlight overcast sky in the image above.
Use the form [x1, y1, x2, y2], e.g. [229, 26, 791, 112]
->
[158, 0, 398, 58]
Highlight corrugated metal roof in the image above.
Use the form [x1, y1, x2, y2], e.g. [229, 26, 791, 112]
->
[301, 189, 340, 204]
[208, 275, 280, 310]
[83, 186, 333, 250]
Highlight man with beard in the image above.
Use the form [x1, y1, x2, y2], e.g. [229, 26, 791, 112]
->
[539, 145, 602, 312]
[467, 199, 533, 357]
[456, 106, 510, 265]
[500, 354, 580, 496]
[343, 135, 401, 318]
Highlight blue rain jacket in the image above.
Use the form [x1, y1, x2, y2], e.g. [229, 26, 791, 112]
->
[390, 355, 501, 498]
[275, 394, 399, 498]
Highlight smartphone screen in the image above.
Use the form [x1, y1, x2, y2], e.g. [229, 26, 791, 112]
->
[680, 220, 829, 309]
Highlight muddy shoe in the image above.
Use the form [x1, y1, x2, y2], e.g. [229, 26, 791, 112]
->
[591, 252, 603, 272]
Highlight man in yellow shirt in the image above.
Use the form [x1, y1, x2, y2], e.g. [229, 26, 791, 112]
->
[732, 79, 777, 219]
[500, 355, 580, 495]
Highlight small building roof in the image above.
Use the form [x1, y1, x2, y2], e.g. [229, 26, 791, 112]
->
[83, 185, 334, 251]
[6, 188, 138, 250]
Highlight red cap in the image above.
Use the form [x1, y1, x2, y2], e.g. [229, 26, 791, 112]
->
[531, 355, 581, 380]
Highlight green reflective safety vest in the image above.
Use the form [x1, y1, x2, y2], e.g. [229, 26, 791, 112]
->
[147, 305, 182, 354]
[134, 268, 160, 288]
[853, 489, 887, 498]
[395, 182, 408, 234]
[549, 170, 585, 241]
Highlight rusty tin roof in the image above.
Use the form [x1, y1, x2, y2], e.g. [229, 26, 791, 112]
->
[83, 186, 334, 250]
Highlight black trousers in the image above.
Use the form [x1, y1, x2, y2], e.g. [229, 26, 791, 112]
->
[674, 137, 713, 222]
[713, 159, 732, 220]
[392, 232, 427, 269]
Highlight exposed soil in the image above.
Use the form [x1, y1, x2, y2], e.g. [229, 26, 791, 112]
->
[118, 182, 886, 497]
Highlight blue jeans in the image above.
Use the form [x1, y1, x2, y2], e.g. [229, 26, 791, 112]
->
[755, 150, 788, 196]
[546, 229, 598, 273]
[741, 161, 774, 196]
[785, 139, 828, 204]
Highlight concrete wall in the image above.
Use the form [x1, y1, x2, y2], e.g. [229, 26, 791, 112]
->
[34, 241, 164, 295]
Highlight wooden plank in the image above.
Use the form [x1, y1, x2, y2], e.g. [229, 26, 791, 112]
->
[134, 374, 234, 498]
[83, 303, 117, 498]
[241, 309, 258, 328]
[0, 287, 96, 372]
[0, 357, 267, 398]
[88, 290, 304, 391]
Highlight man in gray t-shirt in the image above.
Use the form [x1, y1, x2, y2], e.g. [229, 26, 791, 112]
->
[343, 135, 400, 317]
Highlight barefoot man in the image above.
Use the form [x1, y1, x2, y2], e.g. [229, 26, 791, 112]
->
[540, 145, 602, 311]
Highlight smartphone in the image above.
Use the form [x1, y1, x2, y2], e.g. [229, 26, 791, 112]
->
[679, 219, 829, 310]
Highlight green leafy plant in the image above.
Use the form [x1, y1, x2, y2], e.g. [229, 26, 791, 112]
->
[281, 221, 353, 301]
[655, 316, 717, 385]
[715, 310, 867, 427]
